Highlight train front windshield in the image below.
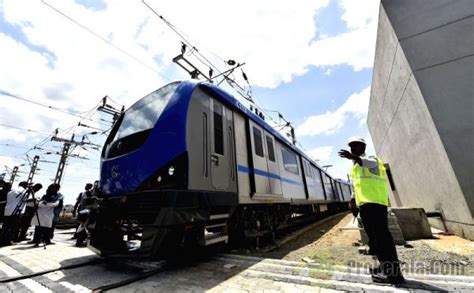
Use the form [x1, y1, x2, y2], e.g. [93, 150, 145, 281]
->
[103, 82, 180, 159]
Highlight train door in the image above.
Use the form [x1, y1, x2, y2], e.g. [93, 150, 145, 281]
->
[225, 107, 237, 192]
[249, 121, 271, 194]
[210, 99, 231, 190]
[264, 132, 282, 195]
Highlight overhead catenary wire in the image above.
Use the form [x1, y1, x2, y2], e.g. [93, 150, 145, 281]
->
[0, 123, 51, 136]
[3, 94, 110, 165]
[142, 0, 222, 75]
[0, 89, 102, 123]
[13, 130, 57, 158]
[141, 0, 265, 108]
[41, 0, 172, 82]
[0, 143, 31, 150]
[141, 0, 296, 142]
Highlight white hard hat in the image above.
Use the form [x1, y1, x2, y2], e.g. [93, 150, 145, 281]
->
[348, 136, 366, 146]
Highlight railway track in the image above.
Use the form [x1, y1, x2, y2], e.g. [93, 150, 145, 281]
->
[0, 257, 167, 292]
[91, 260, 167, 292]
[258, 211, 349, 253]
[0, 259, 103, 283]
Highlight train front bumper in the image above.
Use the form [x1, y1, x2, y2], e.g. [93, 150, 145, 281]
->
[88, 189, 237, 258]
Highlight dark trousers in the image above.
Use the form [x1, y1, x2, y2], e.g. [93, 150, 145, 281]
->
[49, 217, 59, 240]
[0, 205, 5, 223]
[359, 203, 402, 277]
[75, 229, 88, 246]
[33, 226, 51, 244]
[18, 207, 36, 241]
[0, 215, 20, 245]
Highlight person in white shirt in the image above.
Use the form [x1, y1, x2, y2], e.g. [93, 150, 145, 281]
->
[30, 184, 60, 246]
[0, 182, 42, 246]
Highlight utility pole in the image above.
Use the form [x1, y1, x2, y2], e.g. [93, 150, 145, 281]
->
[26, 155, 40, 184]
[50, 133, 97, 185]
[9, 166, 18, 185]
[53, 143, 70, 185]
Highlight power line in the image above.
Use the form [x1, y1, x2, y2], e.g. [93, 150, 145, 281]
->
[0, 89, 100, 122]
[0, 143, 30, 150]
[0, 123, 51, 135]
[142, 0, 260, 106]
[142, 0, 222, 74]
[41, 0, 172, 82]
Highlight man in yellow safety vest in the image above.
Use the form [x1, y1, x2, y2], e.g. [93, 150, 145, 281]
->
[339, 136, 404, 284]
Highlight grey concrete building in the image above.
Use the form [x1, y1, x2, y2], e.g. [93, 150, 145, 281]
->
[368, 0, 474, 239]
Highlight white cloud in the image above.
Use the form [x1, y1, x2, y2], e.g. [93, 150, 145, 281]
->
[296, 86, 370, 137]
[306, 146, 333, 162]
[306, 0, 379, 72]
[339, 0, 379, 30]
[339, 86, 371, 122]
[308, 23, 377, 71]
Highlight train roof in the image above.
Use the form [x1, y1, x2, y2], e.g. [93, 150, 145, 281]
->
[192, 81, 341, 181]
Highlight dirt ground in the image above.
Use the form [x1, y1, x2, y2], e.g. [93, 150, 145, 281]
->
[251, 213, 474, 276]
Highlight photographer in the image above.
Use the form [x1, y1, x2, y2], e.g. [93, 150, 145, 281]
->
[0, 182, 42, 246]
[17, 193, 40, 242]
[49, 184, 63, 241]
[31, 184, 60, 246]
[0, 180, 12, 223]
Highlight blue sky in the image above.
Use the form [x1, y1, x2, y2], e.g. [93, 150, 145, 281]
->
[0, 0, 380, 203]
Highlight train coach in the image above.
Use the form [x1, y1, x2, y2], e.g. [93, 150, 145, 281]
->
[89, 80, 352, 258]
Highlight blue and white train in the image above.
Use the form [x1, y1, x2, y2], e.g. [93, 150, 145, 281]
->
[89, 81, 352, 257]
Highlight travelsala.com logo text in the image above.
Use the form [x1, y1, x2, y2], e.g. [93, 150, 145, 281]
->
[346, 260, 466, 275]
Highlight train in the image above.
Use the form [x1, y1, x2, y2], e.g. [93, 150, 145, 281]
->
[89, 80, 352, 258]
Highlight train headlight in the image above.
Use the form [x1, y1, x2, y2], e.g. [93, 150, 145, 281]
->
[137, 153, 188, 191]
[168, 166, 175, 176]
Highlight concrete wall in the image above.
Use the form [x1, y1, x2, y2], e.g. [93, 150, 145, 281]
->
[368, 0, 474, 239]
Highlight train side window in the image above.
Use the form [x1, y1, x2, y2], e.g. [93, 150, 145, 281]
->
[312, 166, 325, 195]
[266, 135, 275, 162]
[213, 102, 224, 155]
[253, 127, 264, 157]
[281, 146, 299, 174]
[305, 161, 312, 178]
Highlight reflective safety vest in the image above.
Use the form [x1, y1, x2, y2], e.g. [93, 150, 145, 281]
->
[351, 156, 389, 207]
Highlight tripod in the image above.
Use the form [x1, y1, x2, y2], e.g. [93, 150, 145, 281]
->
[11, 187, 46, 249]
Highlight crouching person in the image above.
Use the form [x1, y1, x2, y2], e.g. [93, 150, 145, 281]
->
[74, 189, 99, 247]
[30, 185, 60, 246]
[75, 209, 90, 247]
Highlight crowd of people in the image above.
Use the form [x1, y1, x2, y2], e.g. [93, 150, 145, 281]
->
[0, 179, 98, 248]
